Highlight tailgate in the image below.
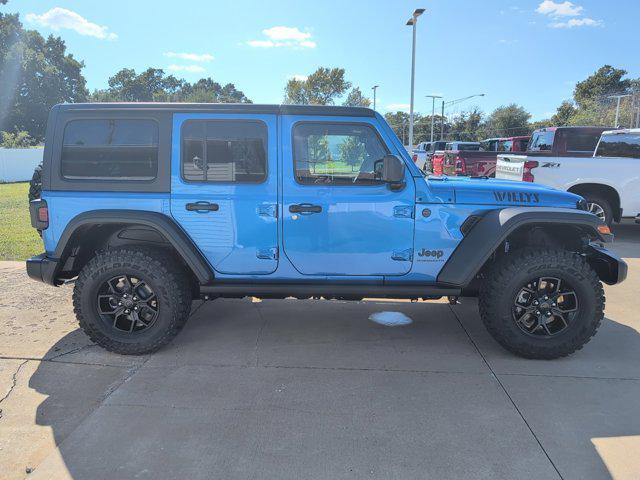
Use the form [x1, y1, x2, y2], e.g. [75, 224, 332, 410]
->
[495, 154, 527, 181]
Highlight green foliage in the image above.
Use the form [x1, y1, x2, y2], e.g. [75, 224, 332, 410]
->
[284, 67, 351, 105]
[342, 87, 371, 107]
[449, 107, 484, 141]
[0, 130, 33, 148]
[551, 101, 577, 126]
[338, 136, 366, 166]
[0, 13, 88, 141]
[573, 65, 631, 108]
[90, 69, 251, 103]
[482, 104, 530, 137]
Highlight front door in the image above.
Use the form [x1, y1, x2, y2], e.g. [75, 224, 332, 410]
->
[170, 114, 278, 275]
[281, 117, 415, 276]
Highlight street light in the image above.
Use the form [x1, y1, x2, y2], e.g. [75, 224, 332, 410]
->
[406, 8, 425, 150]
[425, 95, 442, 142]
[607, 94, 632, 127]
[371, 85, 379, 111]
[440, 93, 485, 139]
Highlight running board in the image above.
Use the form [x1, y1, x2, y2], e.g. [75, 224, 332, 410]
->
[199, 283, 461, 300]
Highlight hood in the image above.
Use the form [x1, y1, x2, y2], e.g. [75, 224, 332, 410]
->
[424, 176, 582, 208]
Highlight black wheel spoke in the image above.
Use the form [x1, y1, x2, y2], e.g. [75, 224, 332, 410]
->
[512, 276, 576, 338]
[97, 274, 159, 334]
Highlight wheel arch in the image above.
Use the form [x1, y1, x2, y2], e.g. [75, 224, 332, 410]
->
[567, 183, 621, 222]
[52, 210, 213, 284]
[438, 207, 609, 289]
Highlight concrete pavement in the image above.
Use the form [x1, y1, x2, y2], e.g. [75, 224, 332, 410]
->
[0, 224, 639, 479]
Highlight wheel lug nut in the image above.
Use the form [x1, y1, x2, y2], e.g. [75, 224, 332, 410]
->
[134, 306, 138, 310]
[125, 309, 130, 314]
[536, 310, 541, 315]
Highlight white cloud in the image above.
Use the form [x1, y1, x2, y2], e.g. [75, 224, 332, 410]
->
[164, 52, 214, 62]
[550, 17, 601, 28]
[288, 74, 308, 81]
[247, 26, 316, 49]
[536, 0, 583, 17]
[167, 64, 206, 73]
[385, 103, 410, 112]
[25, 8, 117, 40]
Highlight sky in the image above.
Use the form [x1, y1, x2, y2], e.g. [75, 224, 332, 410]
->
[4, 0, 639, 120]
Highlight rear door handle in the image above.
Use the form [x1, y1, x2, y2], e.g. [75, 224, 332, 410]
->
[289, 203, 322, 214]
[186, 201, 219, 212]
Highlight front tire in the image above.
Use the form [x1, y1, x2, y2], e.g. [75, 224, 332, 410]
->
[73, 247, 192, 355]
[584, 194, 613, 226]
[479, 248, 604, 359]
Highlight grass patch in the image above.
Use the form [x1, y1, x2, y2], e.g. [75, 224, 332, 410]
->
[0, 182, 42, 260]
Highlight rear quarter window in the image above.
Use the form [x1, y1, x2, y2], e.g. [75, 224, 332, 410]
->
[61, 119, 158, 180]
[595, 133, 640, 158]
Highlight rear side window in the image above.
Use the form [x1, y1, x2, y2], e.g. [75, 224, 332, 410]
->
[293, 123, 389, 185]
[181, 120, 267, 183]
[61, 119, 158, 180]
[566, 132, 601, 153]
[528, 131, 555, 151]
[595, 133, 640, 158]
[459, 143, 480, 151]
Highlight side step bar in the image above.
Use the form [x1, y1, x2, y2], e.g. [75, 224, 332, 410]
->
[199, 283, 461, 300]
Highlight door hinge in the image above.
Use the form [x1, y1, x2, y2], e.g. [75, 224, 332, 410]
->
[256, 247, 278, 260]
[393, 205, 414, 218]
[257, 204, 278, 218]
[391, 248, 413, 261]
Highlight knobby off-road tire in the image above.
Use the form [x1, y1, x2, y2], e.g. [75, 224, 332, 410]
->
[479, 248, 604, 359]
[73, 247, 192, 355]
[28, 163, 43, 201]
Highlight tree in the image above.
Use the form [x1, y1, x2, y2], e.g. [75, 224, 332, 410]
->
[574, 65, 631, 108]
[342, 87, 371, 107]
[449, 107, 484, 141]
[0, 130, 33, 148]
[0, 13, 88, 141]
[483, 104, 530, 137]
[91, 69, 251, 103]
[551, 100, 577, 126]
[284, 67, 351, 105]
[384, 111, 410, 143]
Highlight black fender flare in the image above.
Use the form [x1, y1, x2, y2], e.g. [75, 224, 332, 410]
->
[437, 207, 609, 287]
[53, 210, 213, 284]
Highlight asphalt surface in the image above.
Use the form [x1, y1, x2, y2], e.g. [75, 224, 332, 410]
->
[0, 223, 639, 479]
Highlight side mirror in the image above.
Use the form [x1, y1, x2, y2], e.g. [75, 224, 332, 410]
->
[375, 155, 405, 186]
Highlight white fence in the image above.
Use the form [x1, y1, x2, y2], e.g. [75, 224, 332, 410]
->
[0, 148, 43, 183]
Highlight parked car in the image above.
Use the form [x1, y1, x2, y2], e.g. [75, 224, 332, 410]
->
[412, 141, 447, 172]
[443, 136, 530, 177]
[27, 103, 626, 359]
[496, 128, 640, 226]
[431, 142, 480, 176]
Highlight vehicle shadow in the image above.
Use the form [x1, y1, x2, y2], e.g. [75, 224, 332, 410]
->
[25, 309, 640, 479]
[610, 222, 640, 259]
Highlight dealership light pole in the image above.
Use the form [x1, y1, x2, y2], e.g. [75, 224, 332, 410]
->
[406, 8, 425, 150]
[608, 94, 632, 128]
[425, 95, 442, 142]
[372, 85, 379, 111]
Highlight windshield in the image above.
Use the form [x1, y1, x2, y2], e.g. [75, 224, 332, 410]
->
[498, 140, 513, 151]
[528, 130, 555, 151]
[595, 133, 640, 158]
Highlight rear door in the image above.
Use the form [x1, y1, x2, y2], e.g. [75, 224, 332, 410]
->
[170, 114, 278, 275]
[280, 116, 415, 276]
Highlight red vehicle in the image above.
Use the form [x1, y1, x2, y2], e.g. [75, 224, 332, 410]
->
[431, 150, 446, 176]
[442, 136, 529, 177]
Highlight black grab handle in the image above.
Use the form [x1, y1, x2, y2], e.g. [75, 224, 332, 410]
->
[289, 203, 322, 214]
[186, 202, 219, 212]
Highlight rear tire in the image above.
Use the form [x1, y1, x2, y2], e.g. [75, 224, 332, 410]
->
[583, 193, 613, 226]
[479, 248, 604, 359]
[28, 163, 42, 202]
[73, 247, 192, 355]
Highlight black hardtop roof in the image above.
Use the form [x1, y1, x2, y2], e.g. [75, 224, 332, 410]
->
[54, 102, 376, 117]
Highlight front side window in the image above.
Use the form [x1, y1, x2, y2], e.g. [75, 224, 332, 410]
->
[498, 140, 513, 152]
[62, 119, 158, 179]
[293, 123, 389, 185]
[181, 120, 267, 183]
[595, 133, 640, 158]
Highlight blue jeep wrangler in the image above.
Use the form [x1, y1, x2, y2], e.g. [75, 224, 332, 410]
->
[26, 103, 627, 359]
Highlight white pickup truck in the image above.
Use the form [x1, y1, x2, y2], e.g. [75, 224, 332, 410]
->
[496, 128, 640, 226]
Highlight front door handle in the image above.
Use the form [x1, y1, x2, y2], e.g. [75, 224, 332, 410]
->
[186, 201, 219, 212]
[289, 203, 322, 214]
